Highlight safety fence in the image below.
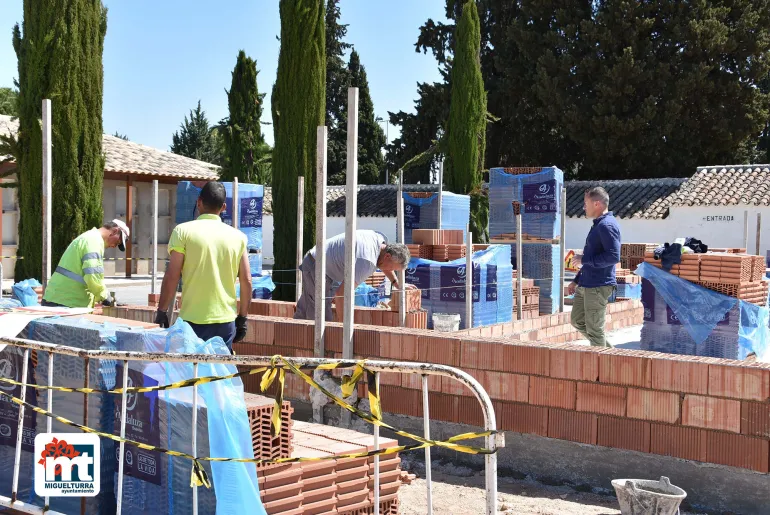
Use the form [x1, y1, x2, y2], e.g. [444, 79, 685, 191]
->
[0, 335, 502, 515]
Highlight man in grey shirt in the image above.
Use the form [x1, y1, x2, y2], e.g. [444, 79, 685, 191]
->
[294, 230, 412, 321]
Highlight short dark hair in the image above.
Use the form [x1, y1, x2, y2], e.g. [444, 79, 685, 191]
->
[103, 221, 118, 230]
[199, 181, 227, 210]
[585, 186, 609, 206]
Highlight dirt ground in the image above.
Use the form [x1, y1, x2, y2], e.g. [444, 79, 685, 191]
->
[398, 460, 702, 515]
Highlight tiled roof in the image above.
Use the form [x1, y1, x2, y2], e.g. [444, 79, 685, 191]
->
[669, 165, 770, 207]
[0, 114, 219, 181]
[566, 178, 686, 219]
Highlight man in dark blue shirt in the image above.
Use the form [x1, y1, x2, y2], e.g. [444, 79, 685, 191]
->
[569, 187, 621, 347]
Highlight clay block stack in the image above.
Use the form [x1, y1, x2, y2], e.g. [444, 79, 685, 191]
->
[245, 393, 294, 466]
[411, 229, 464, 246]
[389, 288, 422, 312]
[364, 272, 387, 290]
[621, 243, 657, 270]
[615, 273, 642, 300]
[406, 243, 432, 259]
[513, 286, 540, 320]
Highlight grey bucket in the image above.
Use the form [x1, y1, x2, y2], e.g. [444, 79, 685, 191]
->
[611, 476, 686, 515]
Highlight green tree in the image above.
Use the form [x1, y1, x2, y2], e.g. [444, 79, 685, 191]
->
[325, 0, 352, 185]
[220, 50, 269, 184]
[171, 100, 222, 165]
[13, 0, 108, 281]
[112, 131, 128, 140]
[271, 0, 325, 300]
[0, 87, 19, 116]
[348, 49, 386, 184]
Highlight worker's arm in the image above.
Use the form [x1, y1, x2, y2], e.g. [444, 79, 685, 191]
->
[580, 223, 621, 269]
[81, 244, 110, 303]
[382, 269, 416, 291]
[238, 250, 252, 317]
[158, 251, 184, 313]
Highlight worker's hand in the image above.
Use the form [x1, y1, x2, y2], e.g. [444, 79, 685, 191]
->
[154, 310, 170, 329]
[234, 315, 248, 343]
[101, 295, 114, 307]
[404, 283, 418, 290]
[568, 282, 577, 296]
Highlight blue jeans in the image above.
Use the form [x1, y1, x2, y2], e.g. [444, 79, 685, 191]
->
[187, 321, 236, 353]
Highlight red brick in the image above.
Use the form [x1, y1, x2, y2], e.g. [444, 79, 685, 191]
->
[740, 401, 770, 437]
[576, 383, 626, 416]
[381, 386, 421, 417]
[378, 371, 401, 388]
[502, 343, 550, 376]
[402, 372, 441, 392]
[457, 396, 485, 427]
[708, 364, 770, 401]
[599, 350, 651, 388]
[353, 327, 380, 356]
[597, 417, 650, 453]
[418, 335, 460, 367]
[626, 389, 680, 423]
[379, 332, 401, 360]
[419, 392, 460, 423]
[649, 423, 707, 462]
[548, 409, 597, 444]
[529, 377, 576, 409]
[460, 339, 503, 370]
[323, 324, 342, 352]
[400, 333, 419, 361]
[652, 357, 709, 394]
[682, 395, 741, 433]
[549, 346, 600, 381]
[495, 402, 549, 437]
[254, 319, 276, 346]
[441, 375, 471, 397]
[706, 432, 769, 472]
[477, 371, 529, 403]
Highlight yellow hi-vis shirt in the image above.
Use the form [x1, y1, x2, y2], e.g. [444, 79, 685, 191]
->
[43, 228, 109, 308]
[168, 214, 248, 324]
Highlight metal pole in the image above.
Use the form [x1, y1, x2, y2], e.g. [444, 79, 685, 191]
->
[314, 127, 328, 424]
[559, 186, 566, 312]
[81, 358, 90, 515]
[437, 160, 444, 230]
[44, 353, 53, 510]
[342, 87, 360, 427]
[296, 176, 305, 302]
[232, 178, 239, 229]
[0, 262, 3, 299]
[11, 348, 29, 503]
[116, 361, 129, 514]
[397, 171, 406, 327]
[466, 224, 473, 330]
[756, 213, 762, 256]
[516, 210, 523, 321]
[373, 371, 381, 515]
[744, 210, 749, 250]
[42, 99, 52, 290]
[151, 180, 158, 294]
[192, 362, 199, 515]
[422, 375, 433, 514]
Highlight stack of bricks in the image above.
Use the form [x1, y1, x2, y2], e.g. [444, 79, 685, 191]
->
[643, 252, 701, 281]
[244, 393, 294, 466]
[406, 243, 432, 259]
[616, 274, 641, 285]
[350, 307, 428, 329]
[709, 247, 747, 254]
[389, 288, 421, 312]
[364, 271, 386, 290]
[411, 229, 464, 246]
[621, 243, 658, 270]
[513, 287, 540, 320]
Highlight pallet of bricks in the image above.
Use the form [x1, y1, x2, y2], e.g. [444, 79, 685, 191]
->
[620, 243, 657, 271]
[641, 251, 768, 358]
[615, 264, 642, 300]
[513, 276, 539, 319]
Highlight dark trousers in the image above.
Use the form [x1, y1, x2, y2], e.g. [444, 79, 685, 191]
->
[41, 300, 66, 307]
[187, 321, 236, 353]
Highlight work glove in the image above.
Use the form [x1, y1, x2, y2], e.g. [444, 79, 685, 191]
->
[234, 315, 248, 343]
[154, 310, 170, 329]
[102, 295, 114, 307]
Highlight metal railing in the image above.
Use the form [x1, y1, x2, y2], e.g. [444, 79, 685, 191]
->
[0, 335, 502, 515]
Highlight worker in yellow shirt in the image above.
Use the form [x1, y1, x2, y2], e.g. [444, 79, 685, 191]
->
[154, 182, 252, 351]
[42, 220, 130, 308]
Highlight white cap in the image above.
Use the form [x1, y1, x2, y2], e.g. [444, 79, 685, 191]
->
[112, 219, 130, 252]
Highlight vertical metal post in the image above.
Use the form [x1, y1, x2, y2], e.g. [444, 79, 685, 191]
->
[151, 180, 158, 294]
[373, 371, 381, 515]
[125, 177, 134, 278]
[483, 404, 499, 515]
[516, 211, 523, 321]
[422, 375, 433, 514]
[744, 210, 749, 250]
[43, 353, 53, 510]
[116, 361, 129, 514]
[296, 176, 305, 302]
[466, 224, 473, 330]
[0, 262, 3, 299]
[397, 171, 406, 327]
[559, 186, 566, 312]
[192, 362, 199, 515]
[756, 213, 762, 256]
[11, 348, 29, 503]
[232, 178, 240, 229]
[81, 358, 90, 515]
[42, 99, 52, 290]
[437, 160, 444, 230]
[314, 127, 328, 358]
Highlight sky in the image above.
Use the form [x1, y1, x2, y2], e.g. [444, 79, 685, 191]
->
[0, 0, 447, 150]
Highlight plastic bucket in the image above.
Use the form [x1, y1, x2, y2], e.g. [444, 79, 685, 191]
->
[611, 476, 686, 515]
[432, 313, 460, 332]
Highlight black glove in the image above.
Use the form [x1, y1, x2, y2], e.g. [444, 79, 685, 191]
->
[154, 310, 170, 328]
[102, 295, 114, 307]
[234, 315, 248, 343]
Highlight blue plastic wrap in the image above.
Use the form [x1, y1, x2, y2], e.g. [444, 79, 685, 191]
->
[615, 283, 642, 299]
[12, 278, 41, 306]
[401, 192, 470, 243]
[355, 283, 379, 307]
[236, 274, 276, 300]
[0, 298, 22, 309]
[405, 245, 512, 329]
[510, 243, 561, 314]
[637, 263, 769, 361]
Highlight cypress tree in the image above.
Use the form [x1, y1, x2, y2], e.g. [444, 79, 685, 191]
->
[13, 0, 107, 281]
[325, 0, 352, 185]
[271, 0, 325, 300]
[348, 49, 386, 185]
[221, 50, 268, 184]
[446, 0, 486, 240]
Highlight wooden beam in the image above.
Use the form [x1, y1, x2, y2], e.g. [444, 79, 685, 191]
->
[125, 177, 133, 278]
